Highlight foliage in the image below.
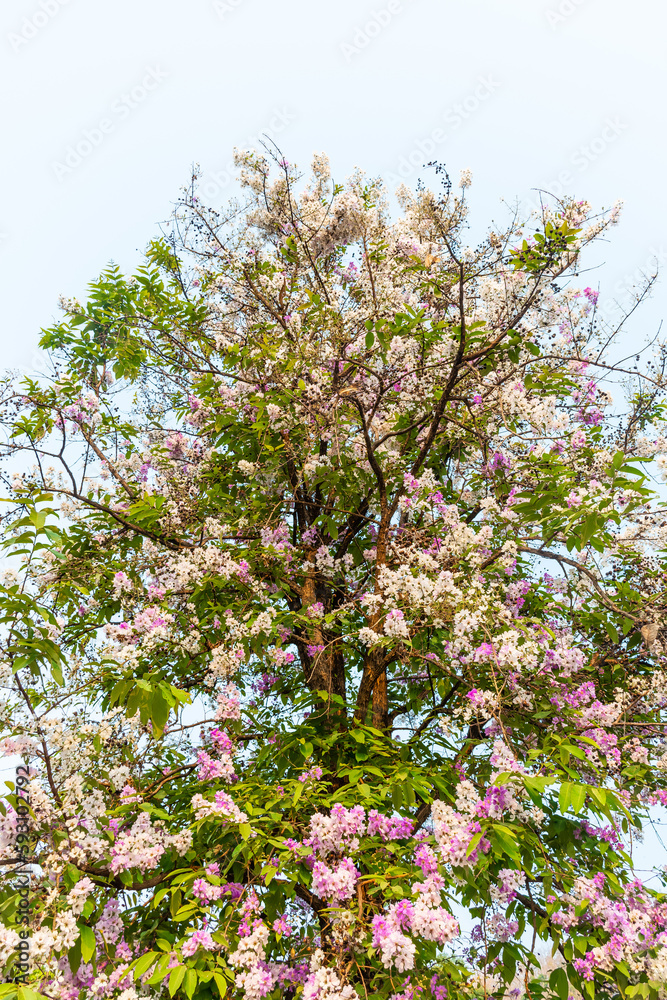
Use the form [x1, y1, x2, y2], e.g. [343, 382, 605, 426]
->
[0, 151, 666, 1000]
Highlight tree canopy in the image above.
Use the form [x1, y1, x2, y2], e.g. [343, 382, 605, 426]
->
[1, 150, 667, 1000]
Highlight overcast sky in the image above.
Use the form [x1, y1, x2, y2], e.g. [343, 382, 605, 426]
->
[1, 0, 664, 371]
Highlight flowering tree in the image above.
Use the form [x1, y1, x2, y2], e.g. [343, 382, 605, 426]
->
[1, 149, 667, 1000]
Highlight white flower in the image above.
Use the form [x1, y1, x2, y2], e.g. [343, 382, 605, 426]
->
[359, 627, 380, 647]
[0, 926, 19, 964]
[311, 152, 331, 180]
[108, 765, 131, 790]
[384, 609, 410, 640]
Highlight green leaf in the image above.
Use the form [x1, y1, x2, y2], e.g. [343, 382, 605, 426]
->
[580, 514, 599, 548]
[570, 784, 587, 814]
[150, 688, 170, 737]
[213, 973, 228, 997]
[152, 885, 170, 908]
[523, 774, 551, 805]
[184, 969, 197, 999]
[549, 968, 569, 1000]
[168, 966, 186, 997]
[466, 830, 484, 857]
[626, 985, 651, 998]
[559, 781, 573, 813]
[134, 951, 159, 979]
[79, 924, 96, 963]
[605, 621, 620, 643]
[18, 991, 45, 1000]
[365, 330, 375, 349]
[146, 954, 172, 984]
[492, 825, 521, 862]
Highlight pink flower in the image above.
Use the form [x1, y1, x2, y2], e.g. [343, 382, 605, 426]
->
[298, 766, 323, 783]
[312, 856, 359, 904]
[415, 844, 439, 876]
[196, 750, 236, 783]
[273, 915, 293, 936]
[308, 804, 366, 855]
[182, 929, 217, 956]
[215, 683, 241, 721]
[368, 810, 415, 841]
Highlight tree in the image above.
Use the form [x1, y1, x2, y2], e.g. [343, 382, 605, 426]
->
[0, 149, 666, 1000]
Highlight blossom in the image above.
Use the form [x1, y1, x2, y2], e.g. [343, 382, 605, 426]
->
[359, 627, 380, 647]
[66, 877, 95, 915]
[197, 750, 236, 782]
[308, 804, 366, 855]
[273, 915, 293, 936]
[110, 812, 166, 873]
[491, 868, 524, 904]
[112, 571, 133, 596]
[368, 810, 414, 841]
[312, 857, 358, 904]
[215, 683, 242, 720]
[0, 926, 19, 964]
[182, 929, 218, 956]
[299, 766, 323, 783]
[384, 608, 410, 639]
[191, 790, 248, 825]
[303, 967, 356, 1000]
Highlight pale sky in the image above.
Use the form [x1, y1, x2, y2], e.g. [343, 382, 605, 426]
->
[1, 0, 665, 371]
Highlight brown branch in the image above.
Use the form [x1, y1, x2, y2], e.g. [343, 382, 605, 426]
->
[408, 260, 468, 480]
[518, 545, 640, 623]
[354, 652, 396, 723]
